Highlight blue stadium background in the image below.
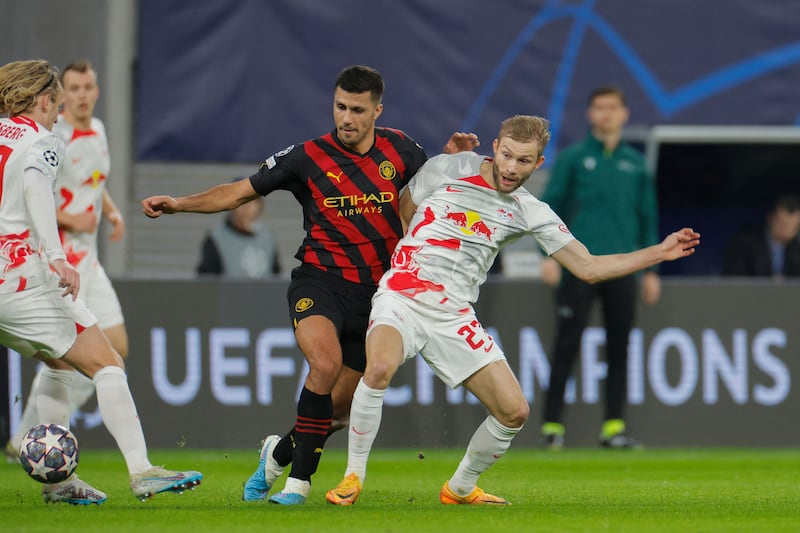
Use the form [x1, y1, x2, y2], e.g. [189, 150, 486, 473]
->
[136, 0, 800, 164]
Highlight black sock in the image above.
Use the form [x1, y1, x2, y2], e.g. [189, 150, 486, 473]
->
[273, 428, 295, 468]
[288, 387, 332, 482]
[273, 418, 339, 468]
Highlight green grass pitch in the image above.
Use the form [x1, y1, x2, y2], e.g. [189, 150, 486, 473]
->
[2, 447, 799, 532]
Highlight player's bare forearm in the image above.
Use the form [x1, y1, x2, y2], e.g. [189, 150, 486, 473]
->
[553, 228, 700, 284]
[142, 180, 259, 218]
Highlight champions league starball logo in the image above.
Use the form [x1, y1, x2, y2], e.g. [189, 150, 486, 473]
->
[42, 149, 59, 167]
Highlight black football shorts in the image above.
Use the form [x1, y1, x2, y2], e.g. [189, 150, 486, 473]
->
[287, 266, 375, 372]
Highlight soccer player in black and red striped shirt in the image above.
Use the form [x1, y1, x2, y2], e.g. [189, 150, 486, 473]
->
[141, 65, 478, 504]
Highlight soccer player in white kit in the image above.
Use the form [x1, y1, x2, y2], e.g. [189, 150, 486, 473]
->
[326, 115, 700, 506]
[6, 59, 129, 461]
[0, 59, 202, 505]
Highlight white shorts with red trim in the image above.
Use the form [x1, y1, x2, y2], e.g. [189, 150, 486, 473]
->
[0, 270, 97, 359]
[368, 290, 505, 389]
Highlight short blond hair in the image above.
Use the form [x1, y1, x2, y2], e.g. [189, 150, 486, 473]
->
[498, 115, 551, 158]
[0, 60, 61, 116]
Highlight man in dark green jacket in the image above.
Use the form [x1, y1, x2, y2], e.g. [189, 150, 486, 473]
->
[540, 85, 659, 449]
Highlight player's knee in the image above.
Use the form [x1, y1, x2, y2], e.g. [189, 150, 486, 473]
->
[515, 402, 531, 426]
[307, 357, 342, 388]
[364, 359, 397, 388]
[97, 344, 126, 371]
[499, 401, 529, 429]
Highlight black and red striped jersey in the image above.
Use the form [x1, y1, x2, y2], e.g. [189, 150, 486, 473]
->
[249, 127, 427, 287]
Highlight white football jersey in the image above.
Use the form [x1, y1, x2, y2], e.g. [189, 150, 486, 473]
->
[0, 116, 64, 285]
[378, 151, 573, 309]
[51, 116, 110, 269]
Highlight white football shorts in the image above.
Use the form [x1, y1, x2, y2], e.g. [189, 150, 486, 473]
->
[77, 261, 124, 329]
[0, 271, 98, 359]
[368, 290, 505, 389]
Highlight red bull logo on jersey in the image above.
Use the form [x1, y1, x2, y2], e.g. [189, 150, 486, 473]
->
[444, 206, 496, 240]
[469, 219, 495, 239]
[444, 206, 468, 227]
[82, 170, 106, 189]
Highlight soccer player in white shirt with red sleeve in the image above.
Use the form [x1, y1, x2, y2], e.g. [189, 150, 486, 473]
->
[327, 115, 700, 506]
[7, 60, 130, 467]
[0, 59, 201, 505]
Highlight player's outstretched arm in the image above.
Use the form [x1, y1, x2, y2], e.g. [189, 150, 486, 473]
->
[142, 178, 260, 218]
[552, 228, 700, 284]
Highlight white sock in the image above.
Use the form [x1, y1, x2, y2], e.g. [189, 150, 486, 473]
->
[283, 477, 311, 497]
[36, 367, 74, 428]
[94, 366, 152, 474]
[10, 368, 43, 449]
[448, 416, 521, 496]
[344, 378, 386, 480]
[69, 371, 96, 411]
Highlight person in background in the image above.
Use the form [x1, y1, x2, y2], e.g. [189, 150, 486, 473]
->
[196, 178, 281, 279]
[539, 85, 659, 450]
[6, 59, 130, 462]
[722, 195, 800, 278]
